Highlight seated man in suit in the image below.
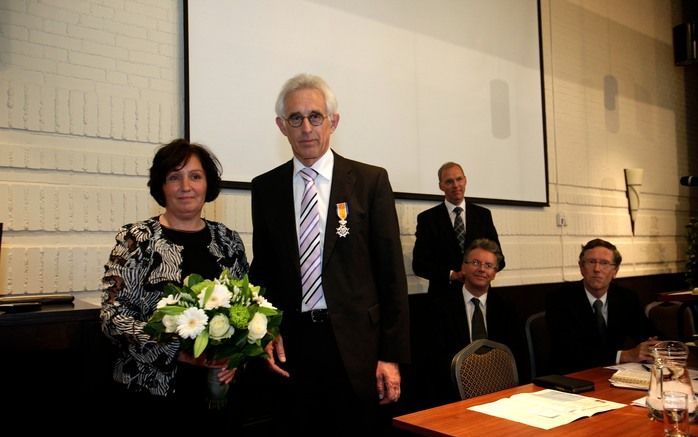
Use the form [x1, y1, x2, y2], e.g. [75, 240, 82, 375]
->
[413, 162, 503, 297]
[428, 239, 523, 406]
[546, 238, 658, 374]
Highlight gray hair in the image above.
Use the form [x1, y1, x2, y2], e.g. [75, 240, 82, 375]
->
[275, 73, 338, 118]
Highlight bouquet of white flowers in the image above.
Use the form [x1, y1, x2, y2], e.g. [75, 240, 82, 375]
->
[145, 269, 282, 408]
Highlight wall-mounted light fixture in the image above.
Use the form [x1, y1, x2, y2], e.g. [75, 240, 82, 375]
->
[624, 168, 644, 234]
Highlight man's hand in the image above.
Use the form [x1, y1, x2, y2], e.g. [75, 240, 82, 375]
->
[620, 336, 660, 363]
[450, 270, 465, 283]
[265, 334, 290, 378]
[376, 361, 401, 405]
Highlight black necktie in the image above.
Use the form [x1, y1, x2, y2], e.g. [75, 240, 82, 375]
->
[594, 299, 607, 337]
[471, 297, 487, 341]
[453, 206, 465, 252]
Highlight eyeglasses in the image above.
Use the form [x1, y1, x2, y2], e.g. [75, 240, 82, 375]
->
[581, 259, 617, 270]
[284, 111, 328, 128]
[463, 260, 497, 271]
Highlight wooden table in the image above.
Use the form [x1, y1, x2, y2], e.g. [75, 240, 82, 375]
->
[393, 367, 666, 436]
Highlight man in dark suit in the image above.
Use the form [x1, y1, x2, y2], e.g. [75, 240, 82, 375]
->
[546, 238, 657, 374]
[429, 239, 522, 405]
[249, 73, 410, 435]
[412, 162, 504, 296]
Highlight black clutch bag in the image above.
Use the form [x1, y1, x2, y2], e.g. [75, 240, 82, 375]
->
[532, 374, 595, 394]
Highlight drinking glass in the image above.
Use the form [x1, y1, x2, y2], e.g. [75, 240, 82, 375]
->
[663, 391, 690, 437]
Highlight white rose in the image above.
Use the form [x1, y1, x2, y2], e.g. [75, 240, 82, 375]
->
[247, 312, 268, 343]
[209, 313, 234, 340]
[162, 315, 179, 333]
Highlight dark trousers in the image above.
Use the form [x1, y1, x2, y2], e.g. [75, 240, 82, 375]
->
[271, 315, 379, 436]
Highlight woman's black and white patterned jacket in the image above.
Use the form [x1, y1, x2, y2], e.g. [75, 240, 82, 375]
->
[100, 217, 248, 396]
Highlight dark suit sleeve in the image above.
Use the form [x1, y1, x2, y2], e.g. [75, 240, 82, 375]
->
[249, 179, 271, 288]
[412, 210, 454, 292]
[370, 169, 411, 363]
[466, 204, 505, 270]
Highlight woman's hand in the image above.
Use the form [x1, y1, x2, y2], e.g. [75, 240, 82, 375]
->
[177, 351, 237, 384]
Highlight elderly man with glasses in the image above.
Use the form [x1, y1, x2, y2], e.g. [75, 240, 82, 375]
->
[249, 73, 409, 436]
[546, 238, 657, 374]
[427, 238, 524, 406]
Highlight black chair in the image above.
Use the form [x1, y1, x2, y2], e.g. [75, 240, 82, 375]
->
[525, 311, 551, 379]
[451, 339, 518, 400]
[645, 301, 696, 341]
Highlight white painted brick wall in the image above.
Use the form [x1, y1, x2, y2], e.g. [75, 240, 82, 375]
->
[0, 0, 696, 296]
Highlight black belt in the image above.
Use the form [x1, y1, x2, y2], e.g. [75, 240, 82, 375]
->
[300, 309, 329, 323]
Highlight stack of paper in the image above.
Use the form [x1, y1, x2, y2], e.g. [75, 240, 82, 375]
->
[609, 369, 650, 390]
[606, 362, 698, 393]
[468, 389, 625, 430]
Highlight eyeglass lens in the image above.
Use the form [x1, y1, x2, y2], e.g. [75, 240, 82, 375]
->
[286, 112, 325, 127]
[466, 260, 495, 270]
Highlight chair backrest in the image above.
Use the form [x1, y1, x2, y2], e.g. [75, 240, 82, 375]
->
[451, 339, 519, 400]
[525, 311, 551, 379]
[645, 301, 696, 341]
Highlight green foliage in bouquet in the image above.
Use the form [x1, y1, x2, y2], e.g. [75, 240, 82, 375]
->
[145, 270, 282, 369]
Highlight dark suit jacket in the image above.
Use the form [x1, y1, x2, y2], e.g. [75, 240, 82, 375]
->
[413, 202, 503, 295]
[428, 285, 524, 405]
[249, 151, 410, 402]
[545, 281, 654, 374]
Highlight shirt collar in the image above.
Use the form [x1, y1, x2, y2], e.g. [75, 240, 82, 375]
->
[293, 149, 334, 181]
[584, 288, 607, 307]
[463, 287, 488, 306]
[444, 199, 466, 212]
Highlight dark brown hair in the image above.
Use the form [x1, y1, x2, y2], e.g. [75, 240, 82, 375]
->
[578, 238, 622, 266]
[148, 138, 222, 207]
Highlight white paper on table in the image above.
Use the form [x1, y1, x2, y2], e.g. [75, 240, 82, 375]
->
[631, 396, 647, 407]
[468, 389, 626, 430]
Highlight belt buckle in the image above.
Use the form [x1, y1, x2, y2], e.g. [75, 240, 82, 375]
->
[310, 309, 327, 323]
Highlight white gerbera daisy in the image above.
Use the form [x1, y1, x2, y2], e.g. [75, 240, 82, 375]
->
[198, 283, 233, 310]
[176, 307, 208, 339]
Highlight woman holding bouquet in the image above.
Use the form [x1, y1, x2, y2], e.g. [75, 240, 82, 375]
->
[100, 138, 249, 415]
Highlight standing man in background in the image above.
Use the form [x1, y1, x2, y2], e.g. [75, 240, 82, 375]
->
[249, 73, 410, 435]
[413, 162, 504, 296]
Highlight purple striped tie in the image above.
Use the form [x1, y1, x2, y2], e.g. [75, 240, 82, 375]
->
[299, 168, 324, 310]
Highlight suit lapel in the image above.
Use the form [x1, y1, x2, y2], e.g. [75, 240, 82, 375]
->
[437, 203, 456, 238]
[450, 289, 470, 345]
[278, 162, 302, 273]
[323, 152, 354, 266]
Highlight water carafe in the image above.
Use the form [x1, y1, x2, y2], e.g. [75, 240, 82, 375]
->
[646, 341, 697, 421]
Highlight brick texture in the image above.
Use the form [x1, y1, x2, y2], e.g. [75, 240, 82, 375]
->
[0, 0, 696, 295]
